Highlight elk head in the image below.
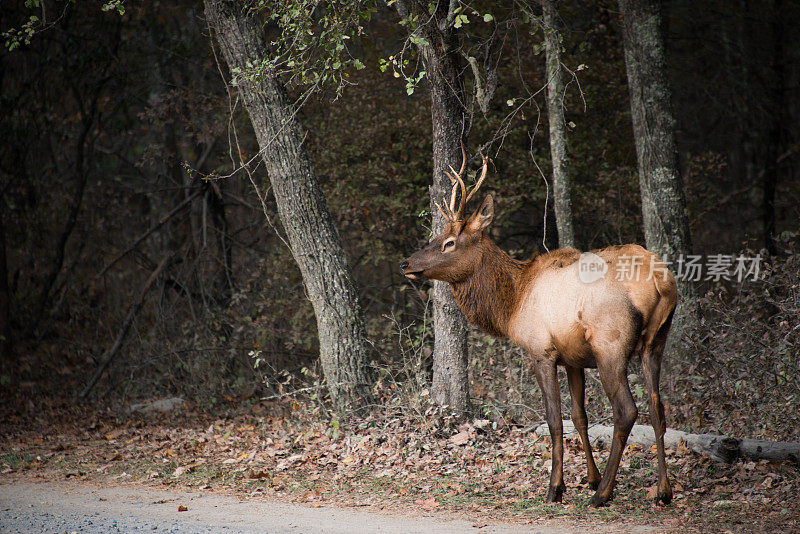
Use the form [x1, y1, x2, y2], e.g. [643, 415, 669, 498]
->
[400, 147, 492, 284]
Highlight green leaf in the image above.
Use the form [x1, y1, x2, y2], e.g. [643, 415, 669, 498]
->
[483, 13, 493, 22]
[409, 34, 429, 47]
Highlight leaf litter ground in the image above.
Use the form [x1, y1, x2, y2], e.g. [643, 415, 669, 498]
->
[1, 398, 798, 533]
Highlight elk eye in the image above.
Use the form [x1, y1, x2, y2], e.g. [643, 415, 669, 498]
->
[442, 239, 455, 251]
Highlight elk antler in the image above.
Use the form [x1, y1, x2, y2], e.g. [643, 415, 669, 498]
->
[440, 146, 489, 221]
[434, 200, 450, 221]
[462, 153, 488, 209]
[443, 141, 468, 217]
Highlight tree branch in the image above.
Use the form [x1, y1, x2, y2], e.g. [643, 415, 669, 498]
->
[80, 254, 172, 400]
[96, 189, 201, 279]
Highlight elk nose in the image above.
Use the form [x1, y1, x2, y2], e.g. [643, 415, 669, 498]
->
[399, 260, 409, 273]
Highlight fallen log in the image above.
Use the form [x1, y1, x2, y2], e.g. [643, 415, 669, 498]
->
[534, 420, 800, 464]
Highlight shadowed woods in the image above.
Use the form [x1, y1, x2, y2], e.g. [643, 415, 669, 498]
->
[1, 1, 799, 531]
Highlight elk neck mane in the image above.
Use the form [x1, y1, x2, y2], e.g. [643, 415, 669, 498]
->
[450, 237, 582, 338]
[450, 236, 525, 338]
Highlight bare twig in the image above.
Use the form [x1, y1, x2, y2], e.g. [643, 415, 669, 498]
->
[80, 254, 172, 400]
[96, 190, 201, 278]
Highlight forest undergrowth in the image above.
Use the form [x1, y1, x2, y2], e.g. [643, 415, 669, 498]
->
[1, 392, 798, 533]
[2, 240, 799, 532]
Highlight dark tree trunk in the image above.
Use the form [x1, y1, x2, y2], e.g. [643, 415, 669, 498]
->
[35, 119, 91, 327]
[543, 0, 576, 249]
[618, 0, 695, 301]
[204, 0, 374, 412]
[397, 0, 470, 414]
[0, 212, 11, 365]
[426, 52, 470, 413]
[763, 0, 787, 256]
[0, 50, 9, 365]
[763, 141, 778, 256]
[206, 181, 234, 304]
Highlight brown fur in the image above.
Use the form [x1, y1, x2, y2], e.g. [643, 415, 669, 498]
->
[401, 194, 678, 508]
[451, 238, 525, 337]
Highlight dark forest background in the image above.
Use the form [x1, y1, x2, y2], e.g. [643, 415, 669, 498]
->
[1, 0, 798, 441]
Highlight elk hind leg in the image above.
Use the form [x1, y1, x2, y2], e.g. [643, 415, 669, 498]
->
[591, 363, 638, 507]
[533, 356, 565, 503]
[566, 366, 601, 490]
[643, 317, 673, 505]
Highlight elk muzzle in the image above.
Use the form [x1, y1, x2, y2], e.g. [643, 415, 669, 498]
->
[400, 245, 437, 280]
[400, 257, 422, 279]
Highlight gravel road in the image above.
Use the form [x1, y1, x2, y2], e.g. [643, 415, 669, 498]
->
[0, 481, 659, 533]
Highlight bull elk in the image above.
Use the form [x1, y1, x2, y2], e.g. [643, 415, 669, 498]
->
[400, 147, 677, 507]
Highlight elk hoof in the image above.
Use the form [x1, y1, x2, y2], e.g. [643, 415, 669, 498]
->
[590, 491, 613, 508]
[656, 490, 673, 505]
[546, 485, 565, 503]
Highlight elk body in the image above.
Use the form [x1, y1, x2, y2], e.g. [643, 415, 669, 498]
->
[400, 149, 677, 507]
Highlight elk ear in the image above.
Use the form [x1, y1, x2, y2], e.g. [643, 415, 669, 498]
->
[467, 194, 494, 232]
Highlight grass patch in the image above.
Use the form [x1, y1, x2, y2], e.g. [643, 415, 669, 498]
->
[1, 452, 33, 470]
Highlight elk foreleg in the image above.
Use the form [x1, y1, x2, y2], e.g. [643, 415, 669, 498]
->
[566, 366, 601, 490]
[533, 356, 565, 503]
[591, 364, 638, 507]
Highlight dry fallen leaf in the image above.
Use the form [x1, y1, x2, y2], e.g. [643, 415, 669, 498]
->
[104, 428, 125, 440]
[646, 485, 658, 500]
[301, 489, 321, 502]
[177, 505, 188, 512]
[449, 431, 471, 446]
[414, 497, 440, 510]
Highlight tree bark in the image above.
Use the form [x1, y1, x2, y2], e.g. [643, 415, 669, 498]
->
[204, 0, 374, 412]
[35, 116, 92, 327]
[763, 0, 787, 256]
[206, 181, 234, 304]
[0, 212, 11, 365]
[543, 0, 576, 249]
[618, 0, 695, 301]
[427, 57, 470, 413]
[396, 0, 470, 414]
[0, 23, 12, 366]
